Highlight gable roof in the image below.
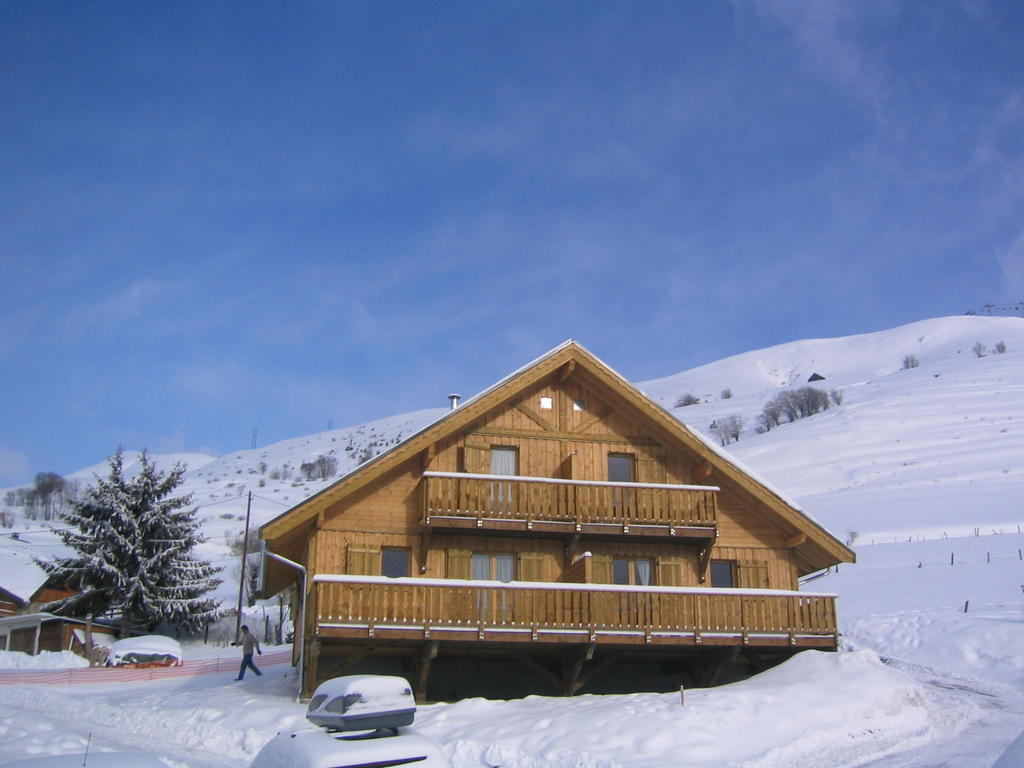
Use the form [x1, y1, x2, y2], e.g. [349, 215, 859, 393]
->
[260, 340, 854, 570]
[0, 548, 52, 605]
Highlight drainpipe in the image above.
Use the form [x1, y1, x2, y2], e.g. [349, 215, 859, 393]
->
[264, 551, 307, 701]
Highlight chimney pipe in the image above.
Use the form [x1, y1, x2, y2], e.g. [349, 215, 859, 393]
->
[448, 393, 461, 410]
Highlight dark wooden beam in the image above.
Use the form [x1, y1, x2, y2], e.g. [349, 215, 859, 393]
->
[562, 643, 596, 696]
[317, 648, 372, 681]
[513, 653, 562, 693]
[573, 652, 620, 694]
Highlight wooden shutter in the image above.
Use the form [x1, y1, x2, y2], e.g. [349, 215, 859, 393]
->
[446, 548, 472, 580]
[462, 445, 488, 474]
[345, 543, 381, 575]
[657, 556, 687, 587]
[737, 561, 770, 589]
[636, 449, 667, 484]
[588, 554, 614, 584]
[517, 552, 544, 582]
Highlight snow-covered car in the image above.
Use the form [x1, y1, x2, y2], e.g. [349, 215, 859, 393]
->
[105, 635, 182, 667]
[250, 726, 448, 768]
[304, 674, 416, 731]
[0, 752, 168, 767]
[251, 674, 449, 768]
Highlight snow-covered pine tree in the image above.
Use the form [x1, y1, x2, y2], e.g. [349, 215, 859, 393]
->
[38, 448, 221, 635]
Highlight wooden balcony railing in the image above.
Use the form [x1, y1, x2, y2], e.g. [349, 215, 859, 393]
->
[422, 471, 718, 533]
[313, 575, 838, 647]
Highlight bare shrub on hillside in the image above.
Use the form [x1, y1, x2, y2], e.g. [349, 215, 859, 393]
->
[901, 354, 920, 369]
[994, 340, 1007, 354]
[357, 442, 380, 464]
[675, 393, 701, 407]
[830, 389, 843, 406]
[711, 415, 744, 446]
[225, 528, 260, 557]
[720, 388, 733, 400]
[300, 455, 338, 481]
[972, 342, 987, 357]
[757, 387, 834, 432]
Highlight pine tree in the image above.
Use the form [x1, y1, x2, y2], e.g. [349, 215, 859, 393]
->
[38, 448, 221, 634]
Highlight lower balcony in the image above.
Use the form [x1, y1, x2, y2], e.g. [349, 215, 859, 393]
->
[312, 575, 838, 649]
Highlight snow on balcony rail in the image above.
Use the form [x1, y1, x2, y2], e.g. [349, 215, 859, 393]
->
[311, 573, 837, 599]
[422, 470, 720, 493]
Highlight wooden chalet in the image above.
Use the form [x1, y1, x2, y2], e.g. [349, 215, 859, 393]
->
[0, 550, 76, 618]
[259, 341, 854, 699]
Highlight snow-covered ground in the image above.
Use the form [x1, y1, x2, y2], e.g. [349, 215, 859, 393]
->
[2, 314, 1023, 766]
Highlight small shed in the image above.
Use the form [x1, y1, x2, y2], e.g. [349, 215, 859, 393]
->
[0, 613, 118, 656]
[807, 372, 826, 382]
[0, 549, 75, 617]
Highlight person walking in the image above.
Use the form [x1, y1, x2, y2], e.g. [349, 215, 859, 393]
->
[234, 624, 262, 680]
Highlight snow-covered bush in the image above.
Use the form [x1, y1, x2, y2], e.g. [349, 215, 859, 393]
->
[675, 393, 700, 407]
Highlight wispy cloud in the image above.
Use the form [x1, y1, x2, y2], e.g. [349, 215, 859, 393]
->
[61, 278, 168, 339]
[746, 0, 893, 116]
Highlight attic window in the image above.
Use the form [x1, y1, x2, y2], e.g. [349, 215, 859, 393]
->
[539, 396, 553, 410]
[573, 399, 585, 411]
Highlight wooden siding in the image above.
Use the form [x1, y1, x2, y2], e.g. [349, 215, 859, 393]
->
[313, 576, 838, 647]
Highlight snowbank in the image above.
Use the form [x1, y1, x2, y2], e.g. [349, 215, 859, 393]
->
[415, 650, 939, 768]
[0, 650, 88, 670]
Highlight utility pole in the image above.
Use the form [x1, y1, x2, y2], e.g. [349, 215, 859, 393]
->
[235, 491, 253, 639]
[250, 428, 258, 450]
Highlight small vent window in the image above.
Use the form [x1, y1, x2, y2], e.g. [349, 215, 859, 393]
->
[540, 396, 553, 410]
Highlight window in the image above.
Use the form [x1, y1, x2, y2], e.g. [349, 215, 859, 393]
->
[608, 453, 635, 511]
[490, 446, 517, 515]
[710, 560, 736, 588]
[471, 553, 515, 582]
[381, 548, 411, 578]
[539, 396, 553, 410]
[613, 557, 653, 586]
[607, 453, 635, 483]
[573, 398, 586, 411]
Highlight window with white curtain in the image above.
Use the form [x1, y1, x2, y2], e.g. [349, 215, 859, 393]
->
[472, 553, 515, 582]
[613, 557, 653, 586]
[489, 447, 517, 515]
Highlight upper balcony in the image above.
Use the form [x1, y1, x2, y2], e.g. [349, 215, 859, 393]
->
[422, 471, 718, 541]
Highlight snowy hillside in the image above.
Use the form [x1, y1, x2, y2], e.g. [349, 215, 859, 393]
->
[3, 315, 1023, 604]
[2, 315, 1023, 766]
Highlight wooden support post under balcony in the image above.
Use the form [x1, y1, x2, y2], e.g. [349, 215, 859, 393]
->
[573, 653, 620, 695]
[304, 639, 321, 700]
[562, 643, 596, 696]
[413, 640, 439, 702]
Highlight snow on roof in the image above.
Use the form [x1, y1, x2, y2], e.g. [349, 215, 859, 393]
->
[0, 547, 50, 603]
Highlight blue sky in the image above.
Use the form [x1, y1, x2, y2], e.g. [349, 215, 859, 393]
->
[2, 1, 1023, 485]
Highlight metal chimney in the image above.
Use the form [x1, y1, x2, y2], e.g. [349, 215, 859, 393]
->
[448, 393, 461, 410]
